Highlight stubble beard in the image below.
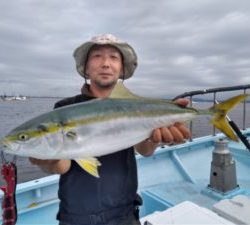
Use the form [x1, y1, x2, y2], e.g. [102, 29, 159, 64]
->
[93, 79, 118, 90]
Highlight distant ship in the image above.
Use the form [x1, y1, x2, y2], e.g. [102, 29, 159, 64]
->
[1, 95, 27, 101]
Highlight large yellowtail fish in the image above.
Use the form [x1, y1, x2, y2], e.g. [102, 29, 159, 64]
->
[0, 82, 248, 177]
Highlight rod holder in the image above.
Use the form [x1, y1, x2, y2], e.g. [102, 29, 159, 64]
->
[208, 139, 238, 193]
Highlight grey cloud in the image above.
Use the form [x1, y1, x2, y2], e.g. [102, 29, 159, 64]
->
[0, 0, 250, 98]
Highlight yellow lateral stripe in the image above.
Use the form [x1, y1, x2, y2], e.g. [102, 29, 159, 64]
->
[66, 109, 194, 127]
[6, 108, 195, 141]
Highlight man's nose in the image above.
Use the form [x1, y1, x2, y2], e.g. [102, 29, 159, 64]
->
[101, 57, 111, 67]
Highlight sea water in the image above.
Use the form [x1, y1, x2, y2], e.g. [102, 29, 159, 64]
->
[0, 98, 58, 184]
[0, 97, 249, 184]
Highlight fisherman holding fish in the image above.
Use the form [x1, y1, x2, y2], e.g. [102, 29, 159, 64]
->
[10, 34, 191, 225]
[28, 34, 190, 225]
[2, 33, 247, 224]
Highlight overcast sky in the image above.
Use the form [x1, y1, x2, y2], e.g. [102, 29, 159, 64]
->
[0, 0, 250, 98]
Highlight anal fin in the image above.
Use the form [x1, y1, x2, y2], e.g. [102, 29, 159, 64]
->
[75, 158, 101, 178]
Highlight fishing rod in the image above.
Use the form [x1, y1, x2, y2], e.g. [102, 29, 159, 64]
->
[225, 115, 250, 151]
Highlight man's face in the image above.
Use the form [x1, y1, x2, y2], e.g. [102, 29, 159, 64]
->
[85, 45, 123, 88]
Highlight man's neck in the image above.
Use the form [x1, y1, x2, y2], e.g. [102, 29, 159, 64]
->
[89, 83, 115, 98]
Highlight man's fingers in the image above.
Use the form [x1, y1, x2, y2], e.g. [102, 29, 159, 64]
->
[160, 127, 174, 143]
[174, 98, 189, 107]
[152, 128, 162, 143]
[175, 122, 191, 139]
[29, 157, 59, 165]
[150, 121, 191, 145]
[152, 128, 174, 144]
[169, 125, 184, 143]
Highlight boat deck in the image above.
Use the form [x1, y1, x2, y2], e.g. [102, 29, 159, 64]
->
[137, 129, 250, 217]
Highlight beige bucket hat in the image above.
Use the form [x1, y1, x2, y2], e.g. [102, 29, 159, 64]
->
[73, 34, 138, 80]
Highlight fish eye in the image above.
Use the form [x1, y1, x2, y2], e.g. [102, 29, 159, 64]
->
[18, 133, 29, 141]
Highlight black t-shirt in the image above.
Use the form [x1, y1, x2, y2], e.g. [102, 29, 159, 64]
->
[56, 94, 138, 223]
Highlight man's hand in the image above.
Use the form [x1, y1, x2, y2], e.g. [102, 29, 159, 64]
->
[135, 98, 191, 156]
[29, 158, 71, 175]
[150, 98, 191, 144]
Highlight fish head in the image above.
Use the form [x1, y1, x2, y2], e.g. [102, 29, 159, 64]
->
[1, 129, 44, 157]
[0, 122, 62, 159]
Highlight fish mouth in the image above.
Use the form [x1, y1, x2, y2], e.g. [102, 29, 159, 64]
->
[0, 138, 13, 151]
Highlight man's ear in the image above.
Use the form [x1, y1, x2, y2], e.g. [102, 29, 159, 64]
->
[119, 67, 125, 79]
[84, 62, 90, 78]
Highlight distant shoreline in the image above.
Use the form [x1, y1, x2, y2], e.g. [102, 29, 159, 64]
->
[1, 95, 250, 103]
[0, 95, 62, 99]
[28, 96, 62, 99]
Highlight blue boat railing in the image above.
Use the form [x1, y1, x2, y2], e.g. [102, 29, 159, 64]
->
[173, 84, 250, 149]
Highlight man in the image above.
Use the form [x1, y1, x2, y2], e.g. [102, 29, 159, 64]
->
[30, 34, 190, 225]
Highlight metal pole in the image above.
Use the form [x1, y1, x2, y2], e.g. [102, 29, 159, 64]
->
[243, 89, 246, 130]
[213, 92, 217, 136]
[189, 96, 193, 141]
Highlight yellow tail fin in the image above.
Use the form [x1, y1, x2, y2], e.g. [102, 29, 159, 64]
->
[210, 94, 249, 141]
[75, 158, 102, 178]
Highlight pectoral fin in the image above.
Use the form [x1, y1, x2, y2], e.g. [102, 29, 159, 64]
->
[75, 158, 102, 178]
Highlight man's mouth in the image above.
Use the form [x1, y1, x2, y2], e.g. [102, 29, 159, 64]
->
[99, 72, 113, 76]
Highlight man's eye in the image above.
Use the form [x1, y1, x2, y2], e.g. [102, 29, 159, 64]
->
[19, 133, 29, 141]
[111, 55, 119, 60]
[92, 53, 101, 58]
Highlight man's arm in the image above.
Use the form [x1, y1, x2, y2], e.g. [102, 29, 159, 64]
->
[135, 98, 191, 156]
[29, 158, 71, 175]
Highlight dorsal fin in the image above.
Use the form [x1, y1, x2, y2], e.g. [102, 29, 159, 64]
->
[109, 81, 142, 99]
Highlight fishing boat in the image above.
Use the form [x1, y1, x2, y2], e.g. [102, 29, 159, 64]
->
[1, 95, 27, 101]
[0, 84, 250, 224]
